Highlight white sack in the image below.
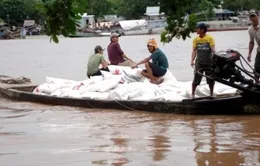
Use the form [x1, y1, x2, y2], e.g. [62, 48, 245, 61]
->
[33, 72, 238, 101]
[33, 82, 60, 94]
[108, 65, 130, 75]
[108, 82, 161, 100]
[80, 76, 122, 93]
[161, 69, 177, 83]
[46, 76, 77, 85]
[80, 92, 110, 100]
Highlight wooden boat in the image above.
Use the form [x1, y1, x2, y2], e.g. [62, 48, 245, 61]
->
[68, 33, 100, 38]
[68, 32, 111, 38]
[0, 85, 254, 115]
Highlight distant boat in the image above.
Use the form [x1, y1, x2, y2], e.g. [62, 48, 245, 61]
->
[118, 6, 167, 35]
[68, 31, 111, 38]
[118, 18, 166, 36]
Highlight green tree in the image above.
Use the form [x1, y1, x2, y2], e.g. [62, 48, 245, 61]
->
[85, 0, 114, 17]
[0, 18, 4, 24]
[197, 0, 215, 21]
[0, 0, 27, 26]
[0, 0, 45, 26]
[22, 0, 45, 24]
[116, 0, 159, 19]
[42, 0, 86, 43]
[159, 0, 198, 43]
[222, 0, 260, 11]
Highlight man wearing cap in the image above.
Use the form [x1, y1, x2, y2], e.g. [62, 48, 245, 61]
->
[107, 32, 134, 67]
[87, 45, 109, 78]
[132, 38, 169, 84]
[191, 23, 216, 98]
[247, 11, 260, 82]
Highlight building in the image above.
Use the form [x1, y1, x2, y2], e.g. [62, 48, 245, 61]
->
[79, 13, 95, 29]
[143, 6, 167, 30]
[214, 9, 235, 20]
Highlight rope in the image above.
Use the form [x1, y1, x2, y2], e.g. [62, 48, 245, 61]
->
[114, 100, 138, 111]
[239, 55, 260, 77]
[197, 68, 215, 80]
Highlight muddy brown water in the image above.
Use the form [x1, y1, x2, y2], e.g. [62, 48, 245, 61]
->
[1, 31, 260, 166]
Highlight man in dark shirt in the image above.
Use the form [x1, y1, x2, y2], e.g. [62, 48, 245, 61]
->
[107, 32, 134, 67]
[132, 38, 169, 84]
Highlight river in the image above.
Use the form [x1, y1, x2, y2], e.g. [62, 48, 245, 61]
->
[1, 31, 260, 166]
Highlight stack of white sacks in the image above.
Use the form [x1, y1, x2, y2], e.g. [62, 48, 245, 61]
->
[33, 65, 237, 101]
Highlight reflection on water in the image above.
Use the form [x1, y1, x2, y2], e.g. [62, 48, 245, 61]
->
[0, 99, 260, 166]
[192, 118, 260, 166]
[1, 31, 260, 165]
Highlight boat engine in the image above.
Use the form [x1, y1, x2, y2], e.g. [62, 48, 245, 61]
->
[212, 49, 254, 85]
[198, 49, 260, 99]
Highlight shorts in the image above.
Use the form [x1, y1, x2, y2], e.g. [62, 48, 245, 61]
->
[118, 60, 134, 67]
[192, 62, 214, 86]
[254, 51, 260, 77]
[143, 62, 167, 77]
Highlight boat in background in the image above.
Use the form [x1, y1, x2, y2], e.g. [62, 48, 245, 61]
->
[68, 31, 111, 38]
[69, 6, 167, 38]
[118, 6, 167, 35]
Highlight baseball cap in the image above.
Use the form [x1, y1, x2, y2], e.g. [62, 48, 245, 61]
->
[94, 45, 105, 53]
[249, 10, 259, 17]
[196, 23, 208, 30]
[110, 32, 121, 38]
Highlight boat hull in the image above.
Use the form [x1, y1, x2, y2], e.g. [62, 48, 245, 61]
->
[0, 85, 252, 114]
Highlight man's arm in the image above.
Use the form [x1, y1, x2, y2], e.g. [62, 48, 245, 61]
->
[100, 56, 108, 68]
[209, 36, 216, 54]
[210, 46, 216, 54]
[248, 29, 255, 62]
[191, 39, 197, 67]
[101, 60, 108, 69]
[248, 41, 255, 62]
[191, 48, 197, 67]
[132, 57, 151, 68]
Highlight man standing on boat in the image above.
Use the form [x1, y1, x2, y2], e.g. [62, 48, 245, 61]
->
[191, 23, 216, 98]
[107, 32, 134, 67]
[247, 11, 260, 82]
[132, 38, 169, 84]
[87, 45, 110, 78]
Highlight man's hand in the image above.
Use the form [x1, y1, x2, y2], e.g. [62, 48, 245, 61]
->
[131, 63, 138, 69]
[191, 61, 195, 68]
[247, 55, 252, 62]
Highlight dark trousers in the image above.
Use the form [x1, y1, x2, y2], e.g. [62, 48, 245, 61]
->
[192, 62, 214, 86]
[87, 67, 110, 78]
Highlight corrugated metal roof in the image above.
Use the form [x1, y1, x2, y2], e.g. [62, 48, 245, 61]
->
[23, 20, 35, 26]
[145, 6, 160, 15]
[214, 9, 234, 14]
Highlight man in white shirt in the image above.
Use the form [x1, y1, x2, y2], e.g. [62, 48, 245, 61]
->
[247, 11, 260, 82]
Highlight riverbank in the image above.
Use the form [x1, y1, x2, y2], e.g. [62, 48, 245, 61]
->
[0, 20, 250, 41]
[205, 20, 249, 31]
